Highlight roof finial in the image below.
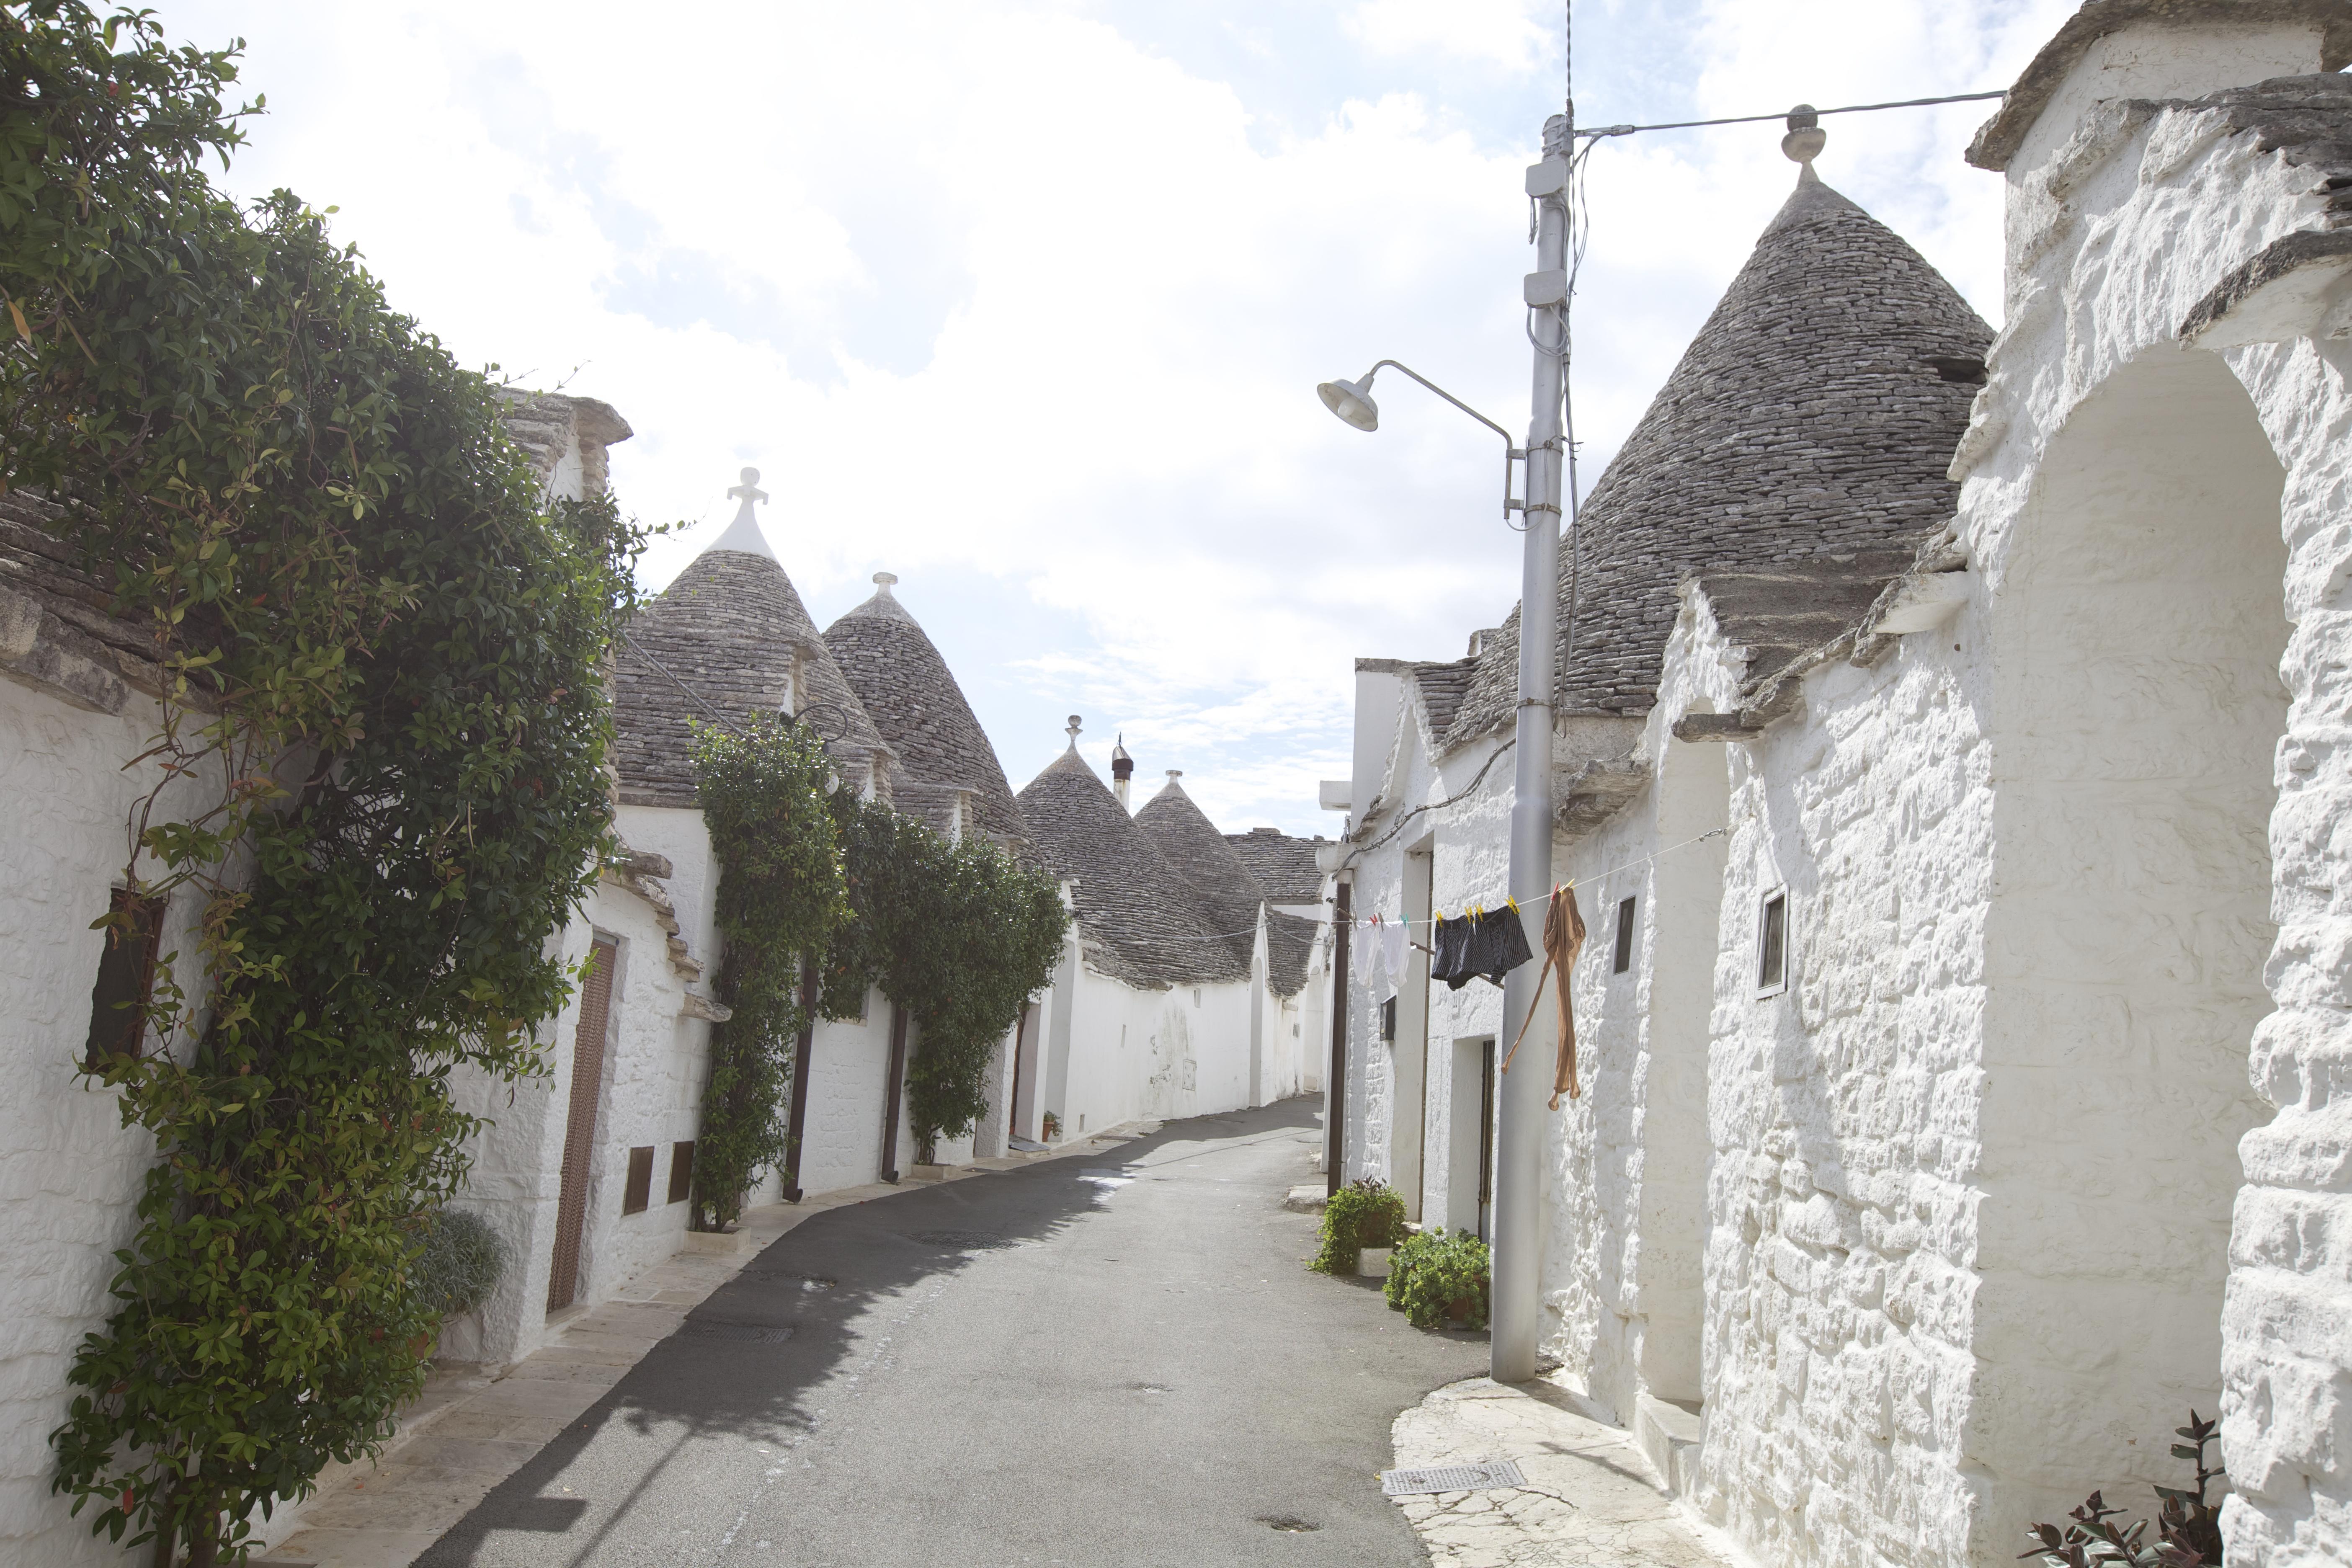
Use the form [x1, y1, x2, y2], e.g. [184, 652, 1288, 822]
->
[708, 465, 777, 558]
[1782, 104, 1826, 178]
[1065, 714, 1082, 751]
[1166, 769, 1183, 782]
[872, 571, 898, 597]
[726, 466, 767, 523]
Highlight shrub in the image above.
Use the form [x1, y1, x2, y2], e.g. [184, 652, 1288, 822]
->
[410, 1209, 504, 1320]
[1385, 1228, 1491, 1329]
[2022, 1410, 2224, 1568]
[1311, 1178, 1408, 1274]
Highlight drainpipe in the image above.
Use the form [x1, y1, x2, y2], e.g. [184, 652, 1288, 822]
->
[880, 1001, 909, 1183]
[781, 959, 818, 1202]
[1326, 879, 1351, 1196]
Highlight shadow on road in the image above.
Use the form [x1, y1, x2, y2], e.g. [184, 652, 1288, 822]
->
[418, 1099, 1331, 1565]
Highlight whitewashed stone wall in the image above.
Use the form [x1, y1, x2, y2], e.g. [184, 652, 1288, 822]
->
[0, 678, 229, 1564]
[1945, 28, 2352, 1561]
[1695, 600, 1991, 1568]
[1337, 20, 2352, 1568]
[1051, 958, 1255, 1137]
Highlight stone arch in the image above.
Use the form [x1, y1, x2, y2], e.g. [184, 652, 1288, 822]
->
[1975, 345, 2286, 1551]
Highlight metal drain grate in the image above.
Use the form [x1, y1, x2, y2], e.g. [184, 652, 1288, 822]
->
[1380, 1460, 1527, 1496]
[903, 1229, 1026, 1251]
[683, 1320, 794, 1345]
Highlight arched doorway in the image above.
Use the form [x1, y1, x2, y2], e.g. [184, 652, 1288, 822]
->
[1977, 348, 2286, 1546]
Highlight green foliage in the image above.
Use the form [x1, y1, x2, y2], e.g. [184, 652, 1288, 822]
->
[1311, 1178, 1407, 1274]
[821, 796, 1066, 1162]
[2023, 1411, 2225, 1568]
[1385, 1229, 1491, 1330]
[688, 718, 849, 1230]
[10, 9, 649, 1560]
[410, 1208, 504, 1320]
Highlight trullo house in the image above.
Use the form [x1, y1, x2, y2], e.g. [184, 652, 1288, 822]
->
[1324, 2, 2352, 1565]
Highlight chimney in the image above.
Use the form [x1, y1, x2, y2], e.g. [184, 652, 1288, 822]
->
[1111, 733, 1133, 810]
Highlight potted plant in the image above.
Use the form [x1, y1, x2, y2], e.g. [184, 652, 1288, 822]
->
[1311, 1178, 1408, 1276]
[410, 1207, 505, 1362]
[1385, 1228, 1491, 1330]
[1041, 1110, 1061, 1142]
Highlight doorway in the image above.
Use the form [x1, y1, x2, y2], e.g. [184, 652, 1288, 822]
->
[1448, 1037, 1496, 1239]
[1979, 348, 2285, 1538]
[548, 936, 616, 1314]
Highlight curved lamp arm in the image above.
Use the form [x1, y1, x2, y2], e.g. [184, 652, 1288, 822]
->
[1319, 359, 1526, 518]
[1365, 360, 1516, 449]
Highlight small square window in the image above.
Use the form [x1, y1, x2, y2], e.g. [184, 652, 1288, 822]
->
[1757, 890, 1788, 997]
[667, 1141, 695, 1205]
[85, 888, 164, 1067]
[622, 1146, 655, 1215]
[1612, 897, 1637, 975]
[1380, 995, 1397, 1041]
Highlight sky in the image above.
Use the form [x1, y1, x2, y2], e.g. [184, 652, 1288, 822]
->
[162, 0, 2079, 837]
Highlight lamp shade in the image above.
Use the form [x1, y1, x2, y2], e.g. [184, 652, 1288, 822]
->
[1317, 376, 1380, 431]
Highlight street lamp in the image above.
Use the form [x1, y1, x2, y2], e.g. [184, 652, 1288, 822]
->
[1317, 359, 1524, 518]
[1321, 114, 1577, 1388]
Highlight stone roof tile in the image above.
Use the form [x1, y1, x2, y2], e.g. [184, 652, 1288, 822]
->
[613, 543, 893, 808]
[1222, 827, 1328, 904]
[1444, 168, 1990, 748]
[1133, 777, 1266, 972]
[1015, 748, 1248, 990]
[822, 577, 1030, 847]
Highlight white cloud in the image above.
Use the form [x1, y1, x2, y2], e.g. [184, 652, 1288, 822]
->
[1345, 0, 1558, 76]
[161, 0, 2079, 838]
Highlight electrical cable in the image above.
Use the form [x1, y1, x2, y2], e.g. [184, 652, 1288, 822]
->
[1573, 88, 2005, 140]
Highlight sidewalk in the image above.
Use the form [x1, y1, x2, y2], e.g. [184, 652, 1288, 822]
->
[258, 1130, 1150, 1568]
[1388, 1375, 1746, 1568]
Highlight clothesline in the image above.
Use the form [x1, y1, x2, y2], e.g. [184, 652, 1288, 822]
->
[1344, 825, 1730, 929]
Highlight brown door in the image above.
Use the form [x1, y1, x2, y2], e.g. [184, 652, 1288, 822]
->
[1007, 1003, 1035, 1141]
[548, 938, 616, 1313]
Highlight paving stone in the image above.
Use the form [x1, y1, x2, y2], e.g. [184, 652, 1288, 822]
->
[1390, 1375, 1743, 1568]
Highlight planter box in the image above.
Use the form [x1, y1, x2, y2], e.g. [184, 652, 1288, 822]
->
[1358, 1247, 1394, 1280]
[907, 1163, 952, 1182]
[683, 1229, 747, 1256]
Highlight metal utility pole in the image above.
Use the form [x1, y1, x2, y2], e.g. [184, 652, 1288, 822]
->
[1491, 111, 1574, 1385]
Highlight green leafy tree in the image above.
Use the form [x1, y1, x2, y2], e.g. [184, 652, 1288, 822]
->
[822, 798, 1067, 1162]
[688, 718, 849, 1230]
[7, 9, 649, 1562]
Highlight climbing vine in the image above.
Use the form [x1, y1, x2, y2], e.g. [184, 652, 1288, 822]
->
[821, 797, 1067, 1162]
[686, 718, 848, 1231]
[8, 8, 649, 1563]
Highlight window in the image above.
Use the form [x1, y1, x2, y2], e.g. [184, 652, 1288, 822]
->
[1612, 896, 1637, 975]
[85, 888, 164, 1066]
[1380, 995, 1397, 1041]
[622, 1146, 655, 1215]
[667, 1142, 695, 1204]
[1757, 889, 1788, 996]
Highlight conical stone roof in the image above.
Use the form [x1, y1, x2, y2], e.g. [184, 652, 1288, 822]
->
[822, 576, 1029, 847]
[1134, 776, 1265, 972]
[1223, 827, 1328, 905]
[613, 531, 895, 808]
[1444, 167, 1993, 745]
[1016, 748, 1248, 990]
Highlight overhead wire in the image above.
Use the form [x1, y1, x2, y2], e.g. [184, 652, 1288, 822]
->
[1573, 88, 2006, 140]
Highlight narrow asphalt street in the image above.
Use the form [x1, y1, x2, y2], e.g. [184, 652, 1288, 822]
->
[414, 1098, 1485, 1566]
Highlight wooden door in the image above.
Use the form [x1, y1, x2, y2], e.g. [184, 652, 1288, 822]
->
[548, 939, 616, 1312]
